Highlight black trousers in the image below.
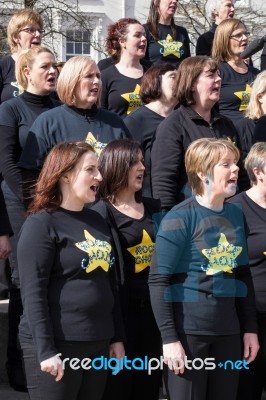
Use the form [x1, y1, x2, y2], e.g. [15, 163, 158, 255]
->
[165, 334, 241, 400]
[20, 338, 109, 400]
[237, 317, 266, 400]
[102, 300, 162, 400]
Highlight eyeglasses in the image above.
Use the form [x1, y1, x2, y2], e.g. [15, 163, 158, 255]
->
[229, 31, 250, 41]
[20, 27, 45, 35]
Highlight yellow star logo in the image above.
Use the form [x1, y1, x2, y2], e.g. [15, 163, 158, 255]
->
[226, 137, 235, 145]
[158, 34, 184, 58]
[85, 132, 107, 158]
[121, 84, 142, 115]
[263, 252, 266, 256]
[75, 230, 112, 273]
[127, 230, 155, 273]
[202, 233, 242, 275]
[234, 84, 252, 111]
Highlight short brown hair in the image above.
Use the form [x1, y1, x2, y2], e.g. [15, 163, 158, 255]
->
[16, 46, 55, 90]
[7, 9, 44, 53]
[185, 138, 240, 195]
[56, 56, 101, 106]
[174, 56, 219, 106]
[98, 139, 143, 203]
[140, 63, 176, 104]
[27, 141, 95, 214]
[244, 142, 266, 185]
[212, 18, 246, 63]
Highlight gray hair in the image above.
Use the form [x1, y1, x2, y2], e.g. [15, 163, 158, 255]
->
[205, 0, 234, 22]
[245, 142, 266, 184]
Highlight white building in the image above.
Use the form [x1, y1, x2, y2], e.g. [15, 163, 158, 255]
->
[43, 0, 151, 62]
[1, 0, 266, 64]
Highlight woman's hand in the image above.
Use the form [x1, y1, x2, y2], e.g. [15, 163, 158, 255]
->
[0, 234, 11, 259]
[40, 354, 64, 382]
[109, 342, 125, 359]
[163, 341, 186, 375]
[243, 333, 260, 363]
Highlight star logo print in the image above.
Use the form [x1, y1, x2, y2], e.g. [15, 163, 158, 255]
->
[234, 84, 252, 111]
[121, 84, 142, 115]
[201, 233, 242, 275]
[127, 230, 155, 273]
[158, 34, 184, 58]
[75, 230, 112, 273]
[85, 132, 107, 158]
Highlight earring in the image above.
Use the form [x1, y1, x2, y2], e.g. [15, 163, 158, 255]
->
[205, 178, 209, 184]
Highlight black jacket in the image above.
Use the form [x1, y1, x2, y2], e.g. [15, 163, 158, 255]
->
[151, 105, 249, 211]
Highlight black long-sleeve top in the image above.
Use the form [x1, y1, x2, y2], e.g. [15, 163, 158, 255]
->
[149, 197, 257, 344]
[0, 91, 60, 201]
[0, 184, 12, 236]
[101, 65, 147, 118]
[196, 23, 217, 56]
[124, 105, 165, 197]
[235, 117, 257, 159]
[228, 192, 266, 316]
[151, 105, 248, 211]
[18, 207, 124, 363]
[18, 104, 131, 171]
[253, 114, 266, 143]
[0, 55, 18, 103]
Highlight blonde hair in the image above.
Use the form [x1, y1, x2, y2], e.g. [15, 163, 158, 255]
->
[185, 138, 240, 195]
[15, 46, 55, 90]
[244, 142, 266, 184]
[56, 56, 101, 107]
[7, 9, 43, 53]
[245, 71, 266, 120]
[212, 18, 245, 62]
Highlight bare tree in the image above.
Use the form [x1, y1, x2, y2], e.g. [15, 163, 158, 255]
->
[0, 0, 102, 60]
[175, 0, 266, 64]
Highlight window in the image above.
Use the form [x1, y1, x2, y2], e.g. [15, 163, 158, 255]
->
[66, 30, 91, 60]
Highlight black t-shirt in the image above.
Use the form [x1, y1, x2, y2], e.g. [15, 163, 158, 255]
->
[108, 200, 159, 301]
[217, 61, 259, 126]
[143, 23, 190, 67]
[101, 65, 145, 118]
[18, 207, 122, 363]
